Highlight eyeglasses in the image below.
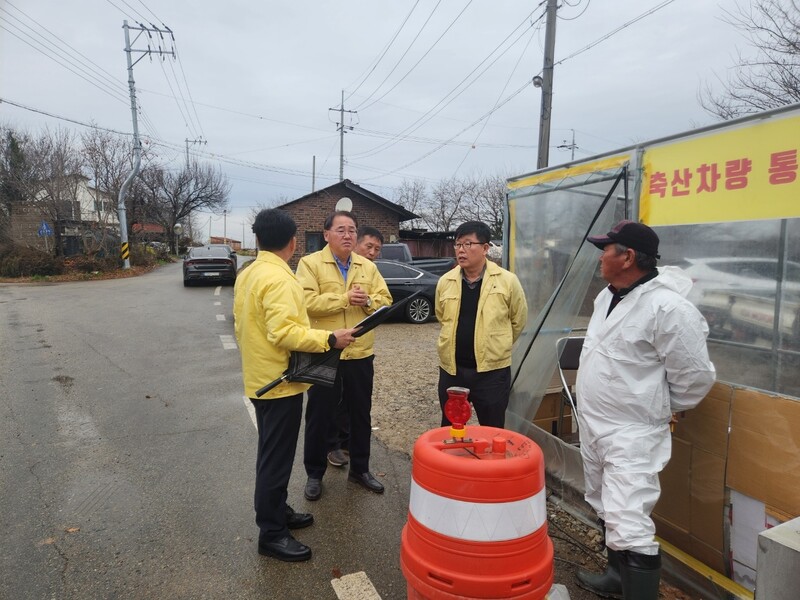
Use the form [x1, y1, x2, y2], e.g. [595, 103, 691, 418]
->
[331, 228, 357, 237]
[453, 241, 484, 250]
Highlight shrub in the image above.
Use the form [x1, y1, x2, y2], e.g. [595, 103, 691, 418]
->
[0, 244, 64, 277]
[129, 244, 158, 267]
[65, 255, 121, 273]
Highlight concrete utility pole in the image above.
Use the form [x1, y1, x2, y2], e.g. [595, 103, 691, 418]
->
[557, 129, 577, 161]
[536, 0, 558, 169]
[119, 20, 175, 268]
[223, 209, 227, 245]
[312, 155, 316, 192]
[185, 137, 206, 168]
[329, 90, 357, 181]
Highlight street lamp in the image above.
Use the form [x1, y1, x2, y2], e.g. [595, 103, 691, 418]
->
[173, 223, 183, 256]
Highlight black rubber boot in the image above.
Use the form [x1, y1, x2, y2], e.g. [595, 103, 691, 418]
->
[576, 547, 623, 599]
[618, 550, 661, 600]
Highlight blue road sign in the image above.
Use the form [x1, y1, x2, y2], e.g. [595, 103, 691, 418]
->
[37, 220, 53, 237]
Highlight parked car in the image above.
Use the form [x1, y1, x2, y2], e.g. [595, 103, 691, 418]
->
[374, 259, 439, 324]
[379, 242, 455, 276]
[183, 246, 237, 286]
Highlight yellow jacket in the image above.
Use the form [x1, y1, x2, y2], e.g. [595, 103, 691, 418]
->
[233, 251, 331, 399]
[296, 246, 392, 360]
[435, 260, 528, 375]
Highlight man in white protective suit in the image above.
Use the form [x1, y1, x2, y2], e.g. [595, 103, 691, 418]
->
[575, 220, 715, 600]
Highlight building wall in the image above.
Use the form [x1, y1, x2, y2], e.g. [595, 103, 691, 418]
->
[210, 236, 242, 251]
[9, 203, 51, 252]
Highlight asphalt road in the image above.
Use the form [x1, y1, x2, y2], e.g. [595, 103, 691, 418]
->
[0, 263, 413, 599]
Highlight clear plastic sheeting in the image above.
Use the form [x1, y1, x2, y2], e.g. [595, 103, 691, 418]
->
[507, 166, 628, 432]
[657, 218, 800, 398]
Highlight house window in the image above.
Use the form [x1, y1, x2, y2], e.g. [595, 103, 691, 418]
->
[306, 232, 324, 253]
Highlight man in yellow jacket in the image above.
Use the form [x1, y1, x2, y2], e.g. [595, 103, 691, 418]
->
[296, 211, 393, 501]
[234, 209, 357, 562]
[435, 221, 528, 428]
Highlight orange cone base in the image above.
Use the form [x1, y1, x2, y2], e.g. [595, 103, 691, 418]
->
[401, 517, 554, 599]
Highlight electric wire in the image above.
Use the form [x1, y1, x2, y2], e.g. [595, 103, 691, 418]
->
[351, 4, 546, 161]
[3, 1, 127, 95]
[352, 0, 446, 110]
[558, 0, 592, 20]
[449, 19, 540, 177]
[344, 0, 421, 103]
[359, 78, 532, 182]
[356, 0, 474, 112]
[554, 0, 676, 67]
[0, 21, 130, 106]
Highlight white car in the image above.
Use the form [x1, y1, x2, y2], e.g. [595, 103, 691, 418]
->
[682, 257, 800, 304]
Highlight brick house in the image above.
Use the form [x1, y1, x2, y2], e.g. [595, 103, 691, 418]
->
[209, 236, 241, 252]
[276, 179, 418, 268]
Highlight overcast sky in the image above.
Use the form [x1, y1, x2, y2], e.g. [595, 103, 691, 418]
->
[1, 0, 749, 244]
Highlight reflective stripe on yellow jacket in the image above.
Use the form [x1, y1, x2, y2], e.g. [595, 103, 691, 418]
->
[233, 251, 330, 399]
[435, 260, 528, 375]
[296, 246, 392, 360]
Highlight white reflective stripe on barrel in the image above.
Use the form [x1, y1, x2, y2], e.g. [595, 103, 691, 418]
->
[409, 480, 547, 542]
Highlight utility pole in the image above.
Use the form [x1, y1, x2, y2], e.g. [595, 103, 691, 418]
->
[328, 90, 357, 181]
[557, 129, 577, 161]
[185, 137, 206, 168]
[536, 0, 558, 170]
[118, 20, 175, 268]
[223, 209, 227, 245]
[312, 155, 316, 192]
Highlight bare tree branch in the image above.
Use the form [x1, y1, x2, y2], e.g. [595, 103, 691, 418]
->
[701, 0, 800, 119]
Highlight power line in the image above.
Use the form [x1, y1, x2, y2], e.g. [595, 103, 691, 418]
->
[344, 0, 422, 103]
[0, 17, 129, 106]
[356, 0, 474, 112]
[554, 0, 676, 67]
[352, 0, 447, 110]
[351, 3, 546, 161]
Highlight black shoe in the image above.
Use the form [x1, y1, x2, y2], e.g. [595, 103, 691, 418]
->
[258, 535, 312, 562]
[348, 471, 384, 494]
[285, 506, 314, 530]
[304, 477, 322, 501]
[327, 449, 349, 467]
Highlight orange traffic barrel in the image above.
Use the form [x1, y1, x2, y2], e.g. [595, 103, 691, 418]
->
[400, 426, 554, 599]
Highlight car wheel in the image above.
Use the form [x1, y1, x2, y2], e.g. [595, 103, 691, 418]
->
[406, 295, 432, 324]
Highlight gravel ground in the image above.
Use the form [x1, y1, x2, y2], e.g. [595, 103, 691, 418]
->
[371, 320, 693, 600]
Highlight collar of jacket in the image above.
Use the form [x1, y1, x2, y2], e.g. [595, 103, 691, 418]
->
[442, 259, 503, 282]
[257, 250, 294, 275]
[319, 244, 366, 268]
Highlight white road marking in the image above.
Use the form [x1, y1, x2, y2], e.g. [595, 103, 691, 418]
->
[216, 314, 226, 321]
[331, 571, 382, 600]
[220, 334, 237, 350]
[214, 286, 221, 296]
[214, 301, 221, 306]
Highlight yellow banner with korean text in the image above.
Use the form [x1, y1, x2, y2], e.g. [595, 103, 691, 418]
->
[640, 113, 800, 226]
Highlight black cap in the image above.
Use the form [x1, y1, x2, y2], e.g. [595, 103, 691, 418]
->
[587, 220, 660, 258]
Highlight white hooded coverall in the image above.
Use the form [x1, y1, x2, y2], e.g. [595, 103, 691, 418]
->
[575, 267, 716, 555]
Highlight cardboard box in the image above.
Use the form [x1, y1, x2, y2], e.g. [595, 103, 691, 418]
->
[673, 382, 732, 457]
[655, 437, 692, 529]
[690, 448, 725, 550]
[727, 388, 800, 516]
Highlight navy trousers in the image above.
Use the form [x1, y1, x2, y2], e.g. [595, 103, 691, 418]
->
[305, 356, 374, 477]
[251, 393, 303, 543]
